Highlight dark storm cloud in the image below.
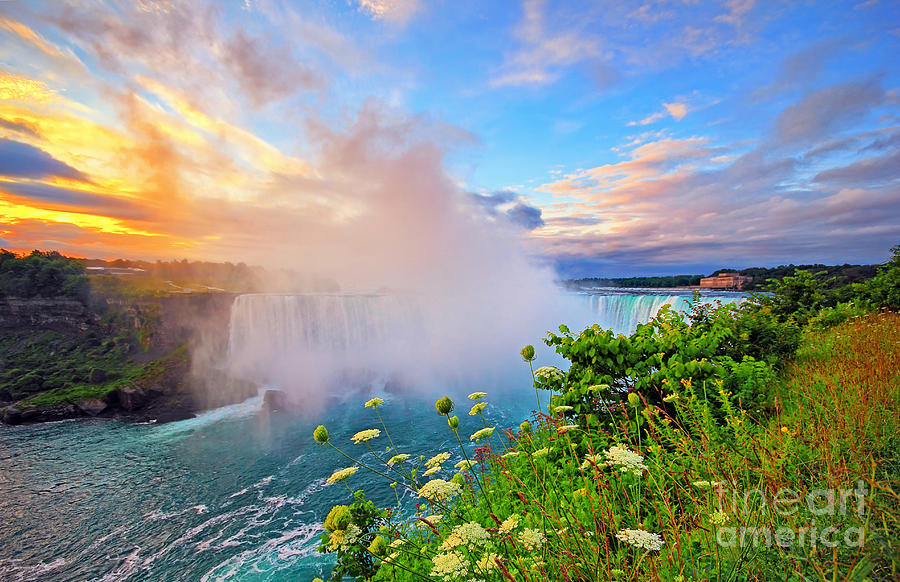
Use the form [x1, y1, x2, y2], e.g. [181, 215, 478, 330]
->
[0, 139, 88, 181]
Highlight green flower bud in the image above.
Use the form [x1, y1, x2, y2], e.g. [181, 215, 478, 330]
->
[520, 344, 536, 361]
[519, 420, 532, 434]
[323, 504, 351, 532]
[448, 415, 460, 430]
[627, 392, 640, 407]
[313, 425, 330, 444]
[368, 535, 389, 557]
[435, 396, 454, 415]
[450, 472, 465, 485]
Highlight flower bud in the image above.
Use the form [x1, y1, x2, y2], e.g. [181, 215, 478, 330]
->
[435, 396, 454, 415]
[448, 415, 460, 430]
[519, 420, 532, 434]
[313, 425, 330, 443]
[520, 344, 535, 361]
[627, 392, 640, 407]
[368, 536, 388, 557]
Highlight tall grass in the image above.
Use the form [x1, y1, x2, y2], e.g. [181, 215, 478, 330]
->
[312, 312, 899, 582]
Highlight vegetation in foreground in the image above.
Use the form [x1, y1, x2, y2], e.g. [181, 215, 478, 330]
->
[310, 246, 899, 581]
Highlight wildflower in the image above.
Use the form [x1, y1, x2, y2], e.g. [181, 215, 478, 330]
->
[532, 447, 551, 457]
[342, 523, 362, 549]
[557, 424, 578, 434]
[313, 425, 329, 444]
[499, 514, 520, 535]
[455, 459, 477, 471]
[520, 344, 535, 361]
[588, 384, 609, 392]
[438, 533, 463, 550]
[501, 451, 520, 458]
[603, 445, 648, 475]
[364, 397, 384, 408]
[426, 452, 451, 467]
[615, 529, 664, 551]
[610, 569, 625, 578]
[418, 479, 462, 501]
[387, 454, 410, 466]
[691, 480, 723, 488]
[573, 488, 587, 497]
[663, 393, 679, 402]
[468, 392, 487, 400]
[580, 454, 602, 470]
[519, 420, 532, 434]
[323, 505, 351, 532]
[430, 552, 468, 581]
[518, 528, 545, 551]
[470, 427, 495, 441]
[476, 553, 500, 574]
[369, 535, 388, 556]
[435, 396, 454, 415]
[627, 392, 641, 406]
[423, 465, 441, 476]
[351, 429, 381, 444]
[534, 366, 564, 381]
[447, 415, 460, 430]
[710, 511, 730, 526]
[327, 466, 359, 484]
[452, 521, 490, 546]
[553, 405, 574, 414]
[468, 402, 488, 415]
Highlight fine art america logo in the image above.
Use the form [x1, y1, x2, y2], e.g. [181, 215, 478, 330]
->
[710, 481, 867, 548]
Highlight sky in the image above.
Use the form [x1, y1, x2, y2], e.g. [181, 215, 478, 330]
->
[0, 0, 898, 278]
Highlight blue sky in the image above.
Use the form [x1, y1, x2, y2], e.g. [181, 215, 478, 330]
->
[0, 0, 898, 277]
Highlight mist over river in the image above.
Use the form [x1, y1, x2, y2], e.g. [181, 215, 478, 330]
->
[0, 290, 742, 581]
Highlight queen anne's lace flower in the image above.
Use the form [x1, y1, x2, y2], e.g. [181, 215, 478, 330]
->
[468, 402, 487, 415]
[604, 445, 648, 475]
[501, 451, 520, 458]
[423, 465, 441, 476]
[468, 392, 487, 400]
[454, 459, 477, 471]
[327, 466, 359, 483]
[351, 429, 381, 444]
[534, 366, 564, 380]
[452, 522, 490, 546]
[710, 511, 730, 526]
[615, 529, 664, 551]
[499, 514, 520, 535]
[532, 447, 551, 457]
[426, 452, 450, 467]
[364, 397, 384, 408]
[557, 424, 578, 434]
[430, 552, 468, 581]
[518, 528, 545, 551]
[580, 454, 603, 470]
[387, 453, 410, 466]
[418, 479, 462, 501]
[470, 427, 495, 441]
[476, 553, 500, 574]
[553, 405, 574, 414]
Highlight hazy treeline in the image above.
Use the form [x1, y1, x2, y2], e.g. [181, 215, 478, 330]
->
[0, 250, 89, 300]
[567, 262, 880, 290]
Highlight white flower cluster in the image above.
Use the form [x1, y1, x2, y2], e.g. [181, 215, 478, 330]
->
[615, 528, 664, 551]
[430, 552, 468, 581]
[518, 528, 545, 551]
[351, 428, 381, 444]
[426, 452, 451, 467]
[326, 466, 359, 483]
[499, 514, 520, 535]
[603, 445, 648, 475]
[534, 366, 565, 381]
[418, 479, 462, 501]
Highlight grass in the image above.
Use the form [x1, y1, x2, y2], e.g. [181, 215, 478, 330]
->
[313, 311, 900, 582]
[15, 345, 188, 408]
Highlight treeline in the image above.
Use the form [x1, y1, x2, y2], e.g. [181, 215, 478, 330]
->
[568, 274, 703, 289]
[567, 262, 881, 290]
[0, 250, 88, 301]
[84, 258, 339, 293]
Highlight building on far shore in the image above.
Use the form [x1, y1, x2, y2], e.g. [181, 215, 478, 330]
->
[699, 272, 753, 290]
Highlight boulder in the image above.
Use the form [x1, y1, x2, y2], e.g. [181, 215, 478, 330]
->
[116, 385, 149, 411]
[1, 406, 22, 425]
[263, 389, 289, 412]
[75, 398, 107, 416]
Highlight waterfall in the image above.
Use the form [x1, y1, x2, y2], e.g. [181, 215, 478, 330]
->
[224, 290, 745, 391]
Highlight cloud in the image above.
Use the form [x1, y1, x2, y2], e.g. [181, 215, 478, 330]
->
[629, 102, 689, 126]
[0, 138, 88, 181]
[774, 78, 886, 145]
[492, 0, 601, 87]
[0, 182, 148, 221]
[813, 149, 900, 185]
[356, 0, 422, 25]
[756, 38, 847, 98]
[0, 116, 40, 137]
[472, 190, 545, 230]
